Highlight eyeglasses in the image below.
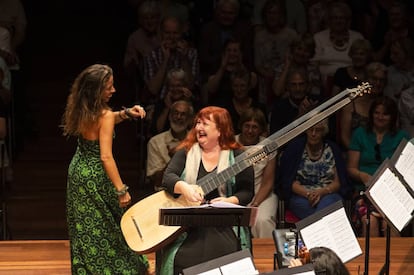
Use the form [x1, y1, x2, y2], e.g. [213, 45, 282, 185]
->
[374, 144, 381, 162]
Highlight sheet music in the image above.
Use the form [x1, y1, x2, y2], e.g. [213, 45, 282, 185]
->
[394, 141, 414, 191]
[220, 257, 259, 275]
[369, 168, 414, 231]
[198, 268, 222, 275]
[299, 208, 362, 263]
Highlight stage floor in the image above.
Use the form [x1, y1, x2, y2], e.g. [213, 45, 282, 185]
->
[0, 238, 413, 274]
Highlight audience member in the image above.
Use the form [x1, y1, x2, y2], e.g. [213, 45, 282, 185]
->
[203, 38, 256, 106]
[235, 107, 277, 238]
[160, 0, 190, 33]
[371, 1, 413, 64]
[186, 0, 216, 46]
[0, 65, 11, 109]
[150, 68, 196, 135]
[159, 106, 254, 274]
[339, 62, 387, 149]
[198, 0, 254, 82]
[331, 38, 372, 96]
[254, 0, 298, 107]
[216, 69, 266, 134]
[384, 37, 414, 137]
[147, 100, 193, 191]
[312, 2, 364, 98]
[269, 68, 319, 135]
[354, 0, 392, 45]
[143, 16, 199, 100]
[0, 0, 27, 152]
[383, 37, 414, 102]
[123, 0, 161, 103]
[251, 0, 307, 34]
[347, 96, 409, 236]
[277, 119, 351, 220]
[272, 33, 321, 99]
[307, 0, 337, 35]
[0, 26, 17, 68]
[0, 57, 11, 90]
[0, 0, 27, 70]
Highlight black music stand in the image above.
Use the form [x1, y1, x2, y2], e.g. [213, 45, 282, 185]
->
[159, 204, 257, 250]
[182, 248, 257, 275]
[364, 158, 414, 275]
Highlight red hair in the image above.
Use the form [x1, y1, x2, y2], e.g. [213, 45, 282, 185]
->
[178, 106, 241, 151]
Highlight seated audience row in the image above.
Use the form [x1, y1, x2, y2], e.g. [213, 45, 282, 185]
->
[128, 0, 414, 239]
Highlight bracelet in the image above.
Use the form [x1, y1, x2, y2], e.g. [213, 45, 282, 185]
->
[123, 107, 135, 120]
[118, 110, 127, 120]
[115, 184, 129, 196]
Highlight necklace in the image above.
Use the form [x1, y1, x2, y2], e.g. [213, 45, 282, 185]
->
[330, 32, 350, 52]
[348, 66, 364, 81]
[306, 144, 324, 160]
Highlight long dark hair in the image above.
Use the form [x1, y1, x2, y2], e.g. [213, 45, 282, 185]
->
[61, 64, 112, 136]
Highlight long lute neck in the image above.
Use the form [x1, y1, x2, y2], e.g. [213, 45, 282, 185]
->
[197, 84, 370, 196]
[197, 159, 249, 195]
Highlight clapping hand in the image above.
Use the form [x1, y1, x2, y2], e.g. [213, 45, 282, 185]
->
[299, 96, 318, 116]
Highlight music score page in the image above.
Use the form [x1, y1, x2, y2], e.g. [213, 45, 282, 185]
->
[368, 168, 414, 231]
[299, 207, 361, 263]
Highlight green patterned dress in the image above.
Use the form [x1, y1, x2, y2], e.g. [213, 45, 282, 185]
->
[66, 137, 148, 275]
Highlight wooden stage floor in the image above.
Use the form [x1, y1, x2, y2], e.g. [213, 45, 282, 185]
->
[0, 238, 413, 274]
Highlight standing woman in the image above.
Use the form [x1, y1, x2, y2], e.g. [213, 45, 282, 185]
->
[61, 64, 149, 274]
[160, 106, 254, 274]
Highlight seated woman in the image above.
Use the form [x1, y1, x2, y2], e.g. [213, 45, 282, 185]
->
[235, 107, 277, 238]
[338, 62, 387, 150]
[160, 106, 254, 274]
[277, 119, 351, 220]
[347, 96, 409, 237]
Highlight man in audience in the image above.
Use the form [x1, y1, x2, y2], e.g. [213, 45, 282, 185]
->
[146, 100, 194, 191]
[143, 16, 199, 101]
[269, 68, 319, 134]
[198, 0, 253, 82]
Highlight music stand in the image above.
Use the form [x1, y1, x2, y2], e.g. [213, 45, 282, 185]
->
[364, 158, 414, 275]
[181, 248, 257, 275]
[159, 204, 257, 249]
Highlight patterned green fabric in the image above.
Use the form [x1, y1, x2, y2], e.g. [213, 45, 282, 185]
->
[66, 138, 148, 275]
